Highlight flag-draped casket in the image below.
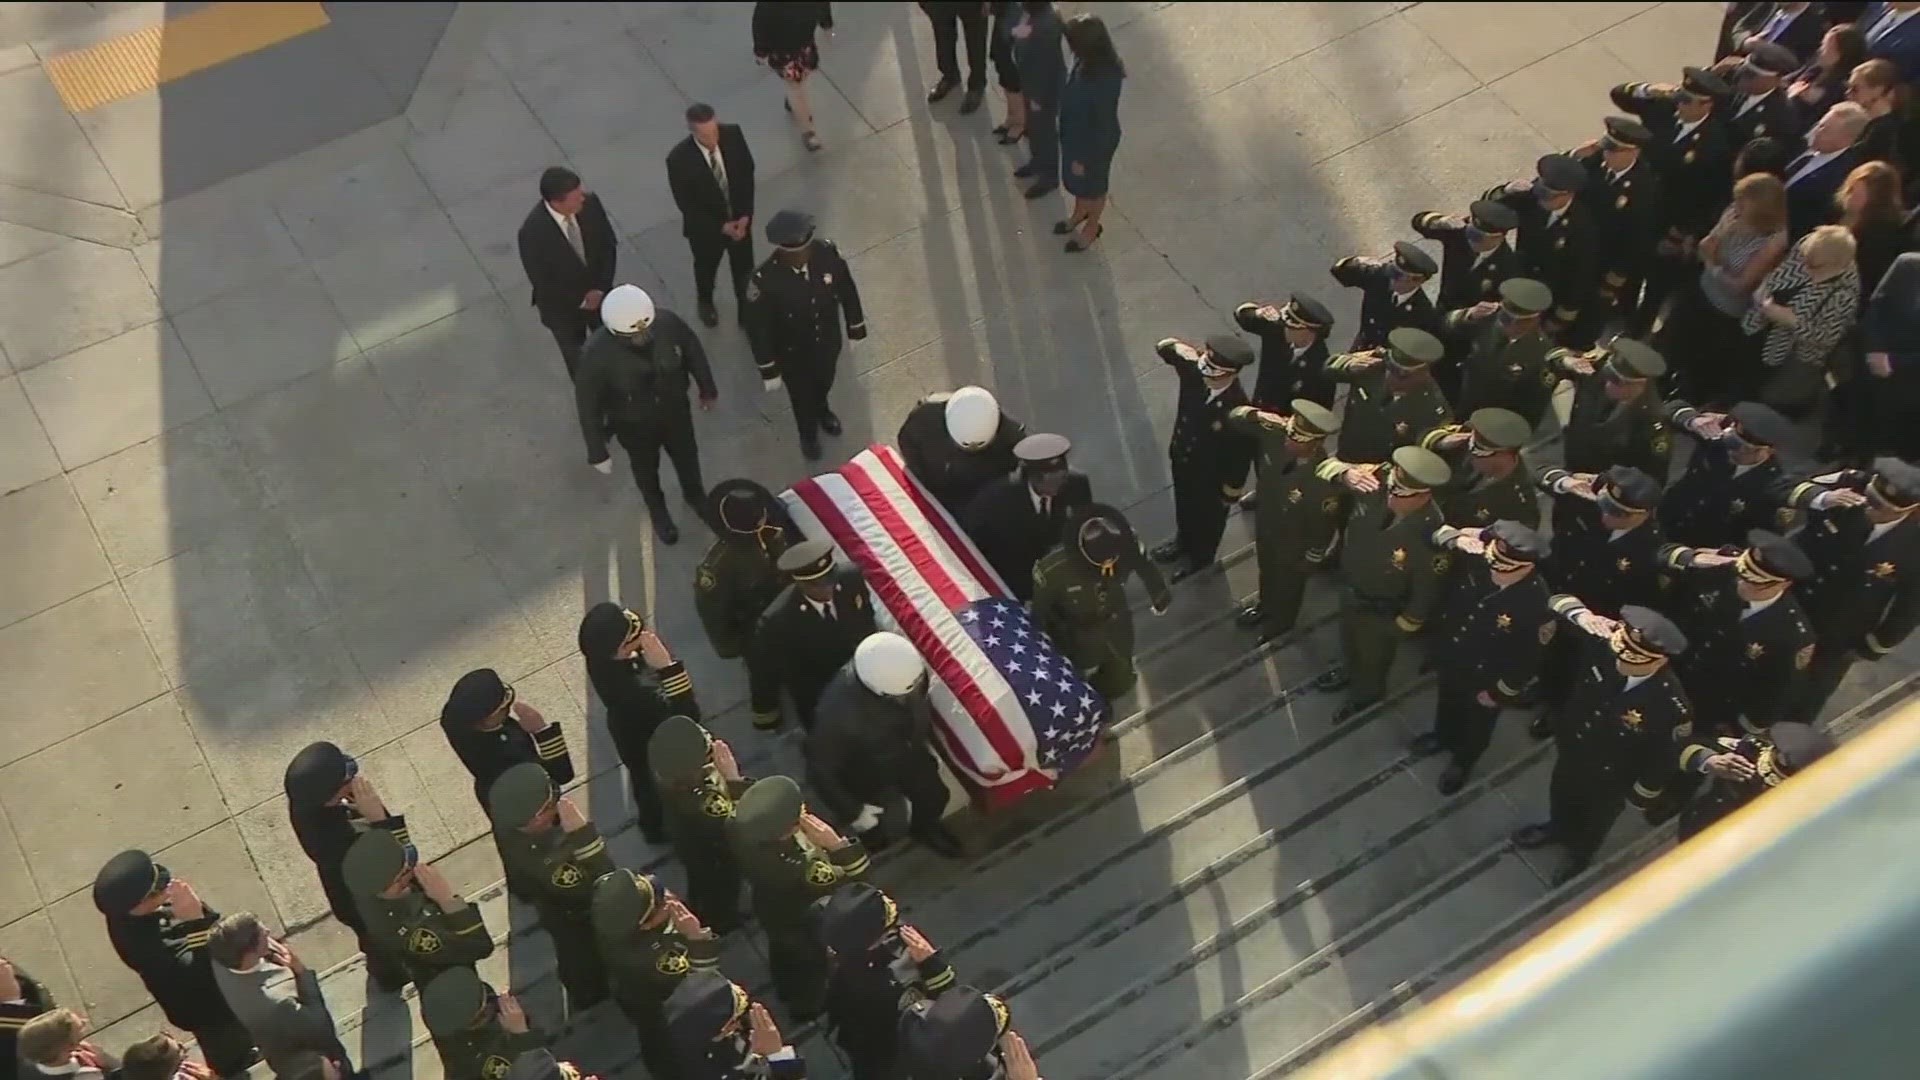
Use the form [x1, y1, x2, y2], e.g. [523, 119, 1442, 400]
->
[782, 445, 1112, 809]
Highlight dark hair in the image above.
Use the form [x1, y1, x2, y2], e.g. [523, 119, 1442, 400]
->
[538, 166, 582, 203]
[1734, 135, 1792, 180]
[685, 102, 716, 123]
[120, 1035, 185, 1080]
[1062, 13, 1123, 76]
[208, 912, 268, 969]
[1820, 23, 1869, 81]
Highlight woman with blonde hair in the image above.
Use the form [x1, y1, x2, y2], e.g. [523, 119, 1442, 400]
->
[1657, 171, 1791, 403]
[1742, 223, 1862, 414]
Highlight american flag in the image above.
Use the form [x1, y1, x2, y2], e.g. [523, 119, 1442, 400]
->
[956, 599, 1109, 773]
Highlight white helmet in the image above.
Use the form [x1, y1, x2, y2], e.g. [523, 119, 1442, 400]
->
[602, 284, 656, 334]
[944, 386, 1000, 449]
[853, 632, 924, 696]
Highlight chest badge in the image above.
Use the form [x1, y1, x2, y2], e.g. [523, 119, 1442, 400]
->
[823, 273, 834, 285]
[1322, 495, 1342, 514]
[1621, 709, 1643, 730]
[703, 791, 734, 818]
[1391, 547, 1407, 569]
[1684, 149, 1696, 163]
[1730, 498, 1746, 514]
[551, 862, 584, 889]
[408, 927, 443, 955]
[696, 566, 716, 590]
[1496, 613, 1512, 629]
[1746, 641, 1765, 659]
[1872, 561, 1896, 579]
[806, 860, 839, 887]
[1394, 420, 1410, 436]
[1287, 487, 1303, 503]
[1616, 557, 1632, 572]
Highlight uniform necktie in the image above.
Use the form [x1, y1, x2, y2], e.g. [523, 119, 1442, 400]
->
[1039, 496, 1052, 517]
[708, 147, 732, 218]
[562, 214, 585, 262]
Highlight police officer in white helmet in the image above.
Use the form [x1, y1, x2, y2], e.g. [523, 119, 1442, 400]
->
[896, 385, 1029, 514]
[574, 284, 719, 545]
[804, 632, 964, 859]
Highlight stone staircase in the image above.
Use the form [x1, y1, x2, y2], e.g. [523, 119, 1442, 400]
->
[283, 433, 1920, 1080]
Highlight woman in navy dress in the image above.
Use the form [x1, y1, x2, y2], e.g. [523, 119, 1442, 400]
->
[1056, 13, 1124, 252]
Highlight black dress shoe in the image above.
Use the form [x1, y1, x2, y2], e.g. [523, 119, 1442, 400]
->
[1064, 224, 1103, 252]
[1408, 732, 1445, 757]
[1527, 712, 1555, 741]
[1312, 666, 1350, 692]
[959, 88, 983, 114]
[1549, 854, 1591, 887]
[1331, 700, 1367, 724]
[927, 75, 959, 103]
[1437, 761, 1470, 795]
[800, 434, 823, 461]
[1149, 541, 1183, 564]
[1511, 823, 1556, 850]
[997, 127, 1025, 145]
[1024, 181, 1057, 200]
[1168, 561, 1204, 583]
[652, 516, 679, 545]
[1052, 219, 1075, 235]
[697, 299, 720, 327]
[1014, 162, 1037, 178]
[1235, 603, 1264, 629]
[914, 823, 965, 859]
[820, 411, 843, 437]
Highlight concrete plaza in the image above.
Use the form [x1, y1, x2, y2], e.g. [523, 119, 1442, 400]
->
[0, 0, 1729, 1052]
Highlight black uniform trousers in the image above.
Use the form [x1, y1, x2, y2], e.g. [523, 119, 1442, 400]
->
[784, 357, 840, 442]
[194, 1018, 259, 1079]
[926, 3, 989, 90]
[615, 417, 705, 512]
[857, 753, 952, 842]
[690, 232, 754, 306]
[1171, 462, 1232, 570]
[538, 905, 609, 1008]
[1433, 671, 1502, 770]
[680, 850, 744, 935]
[761, 915, 830, 1020]
[619, 1003, 682, 1080]
[1545, 752, 1628, 864]
[1787, 646, 1858, 724]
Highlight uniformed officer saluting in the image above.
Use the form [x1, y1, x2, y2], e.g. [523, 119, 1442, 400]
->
[1485, 154, 1599, 345]
[576, 602, 701, 843]
[1657, 531, 1816, 738]
[1226, 400, 1344, 645]
[439, 667, 575, 814]
[1330, 240, 1441, 353]
[1717, 41, 1801, 152]
[1232, 292, 1337, 411]
[664, 972, 804, 1080]
[1148, 334, 1256, 581]
[1419, 407, 1540, 530]
[898, 986, 1041, 1080]
[575, 284, 717, 544]
[694, 478, 799, 663]
[748, 540, 877, 732]
[808, 632, 964, 859]
[962, 433, 1093, 601]
[728, 776, 870, 1021]
[591, 868, 720, 1080]
[1514, 601, 1694, 885]
[1418, 521, 1555, 794]
[283, 742, 413, 991]
[649, 715, 750, 934]
[92, 852, 257, 1078]
[1774, 458, 1920, 723]
[898, 385, 1029, 514]
[1323, 326, 1454, 465]
[1610, 66, 1735, 335]
[1033, 502, 1172, 698]
[1568, 116, 1663, 338]
[1659, 400, 1799, 548]
[746, 209, 867, 461]
[1550, 337, 1673, 504]
[815, 883, 956, 1080]
[1675, 721, 1835, 842]
[343, 828, 493, 987]
[419, 967, 546, 1080]
[487, 764, 616, 1011]
[1411, 199, 1522, 314]
[1311, 446, 1454, 723]
[1435, 278, 1556, 424]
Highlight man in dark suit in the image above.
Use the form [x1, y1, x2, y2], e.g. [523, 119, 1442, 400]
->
[666, 103, 756, 329]
[1862, 1, 1920, 82]
[1783, 101, 1869, 237]
[1729, 2, 1829, 62]
[962, 434, 1093, 600]
[517, 166, 618, 381]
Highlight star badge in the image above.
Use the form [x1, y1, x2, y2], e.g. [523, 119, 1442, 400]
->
[1391, 547, 1407, 568]
[1288, 488, 1303, 503]
[1873, 561, 1897, 579]
[1746, 641, 1765, 659]
[1621, 708, 1643, 730]
[1616, 557, 1632, 572]
[1395, 420, 1410, 436]
[1730, 498, 1746, 514]
[1497, 613, 1512, 629]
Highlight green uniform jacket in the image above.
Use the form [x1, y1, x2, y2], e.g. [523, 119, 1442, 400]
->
[432, 1020, 547, 1080]
[1326, 353, 1453, 464]
[695, 533, 792, 659]
[734, 834, 870, 931]
[661, 767, 752, 859]
[600, 922, 723, 1014]
[1227, 406, 1345, 566]
[1320, 460, 1450, 633]
[1420, 425, 1541, 529]
[356, 887, 494, 982]
[1445, 311, 1557, 427]
[495, 821, 617, 917]
[1031, 542, 1170, 682]
[1554, 351, 1673, 480]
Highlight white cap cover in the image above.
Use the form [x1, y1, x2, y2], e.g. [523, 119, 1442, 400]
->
[944, 386, 1000, 448]
[853, 632, 924, 696]
[601, 284, 656, 334]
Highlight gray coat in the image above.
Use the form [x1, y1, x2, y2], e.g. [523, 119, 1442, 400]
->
[212, 962, 341, 1080]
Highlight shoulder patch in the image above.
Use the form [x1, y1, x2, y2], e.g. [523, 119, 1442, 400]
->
[696, 566, 717, 591]
[702, 790, 734, 818]
[656, 947, 691, 976]
[1651, 429, 1671, 455]
[805, 859, 840, 887]
[1431, 553, 1450, 576]
[408, 927, 443, 955]
[482, 1057, 514, 1080]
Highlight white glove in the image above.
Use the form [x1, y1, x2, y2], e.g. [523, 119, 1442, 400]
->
[592, 459, 613, 475]
[762, 377, 785, 393]
[850, 804, 884, 834]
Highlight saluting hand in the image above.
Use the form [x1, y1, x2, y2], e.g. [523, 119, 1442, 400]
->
[346, 774, 388, 821]
[166, 879, 206, 921]
[497, 993, 529, 1034]
[798, 811, 848, 851]
[415, 864, 460, 908]
[556, 796, 587, 833]
[711, 738, 743, 783]
[899, 925, 937, 963]
[665, 898, 713, 940]
[512, 699, 546, 733]
[637, 628, 674, 670]
[747, 1003, 785, 1056]
[1340, 467, 1381, 495]
[1001, 1031, 1042, 1080]
[0, 957, 22, 1001]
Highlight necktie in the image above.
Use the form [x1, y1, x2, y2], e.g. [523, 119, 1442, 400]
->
[1871, 11, 1896, 42]
[562, 214, 585, 262]
[1039, 496, 1052, 518]
[708, 148, 731, 217]
[1785, 153, 1816, 182]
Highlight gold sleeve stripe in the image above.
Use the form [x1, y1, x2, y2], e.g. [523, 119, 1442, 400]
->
[1547, 594, 1585, 616]
[843, 854, 871, 876]
[691, 954, 721, 969]
[1305, 548, 1329, 564]
[661, 674, 694, 696]
[390, 826, 413, 845]
[1395, 614, 1424, 633]
[1867, 634, 1891, 656]
[925, 968, 956, 991]
[574, 838, 607, 859]
[1679, 744, 1711, 771]
[1222, 484, 1246, 498]
[537, 743, 568, 760]
[1789, 481, 1819, 505]
[1632, 782, 1662, 800]
[451, 920, 485, 935]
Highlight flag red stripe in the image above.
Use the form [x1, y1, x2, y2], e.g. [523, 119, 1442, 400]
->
[838, 462, 1032, 776]
[789, 475, 1007, 780]
[869, 445, 1007, 596]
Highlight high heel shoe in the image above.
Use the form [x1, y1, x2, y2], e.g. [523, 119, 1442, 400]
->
[997, 128, 1026, 145]
[1064, 224, 1103, 252]
[1052, 220, 1076, 235]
